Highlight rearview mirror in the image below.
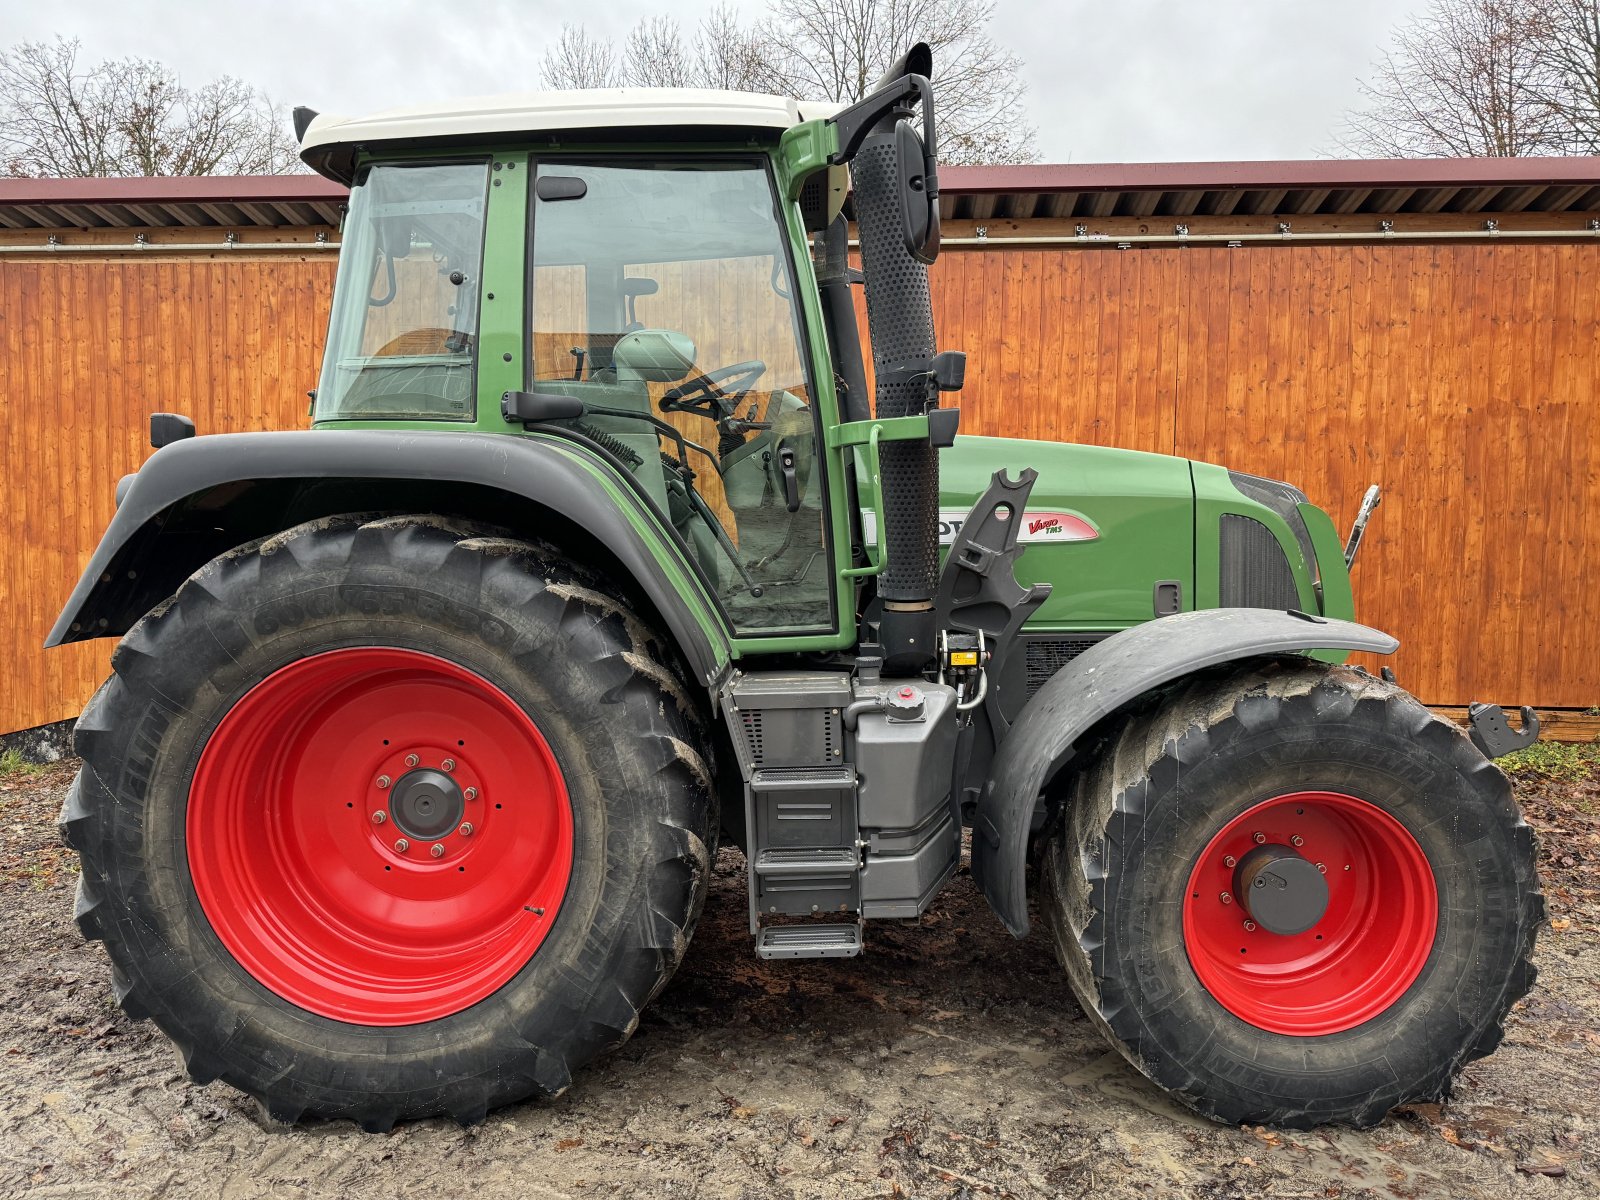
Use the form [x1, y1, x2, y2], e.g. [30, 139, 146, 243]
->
[894, 121, 941, 264]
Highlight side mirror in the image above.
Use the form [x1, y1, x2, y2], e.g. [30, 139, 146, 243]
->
[894, 121, 941, 265]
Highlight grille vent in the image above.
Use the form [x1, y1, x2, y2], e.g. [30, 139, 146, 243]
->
[740, 710, 764, 767]
[1024, 637, 1105, 698]
[1220, 514, 1301, 609]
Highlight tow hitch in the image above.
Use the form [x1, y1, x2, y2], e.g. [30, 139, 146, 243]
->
[1467, 702, 1540, 758]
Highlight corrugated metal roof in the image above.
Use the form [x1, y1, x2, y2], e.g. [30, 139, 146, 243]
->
[0, 175, 347, 230]
[3, 156, 1600, 231]
[936, 157, 1600, 221]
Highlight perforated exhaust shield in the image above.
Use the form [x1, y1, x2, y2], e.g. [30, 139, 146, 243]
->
[852, 131, 940, 605]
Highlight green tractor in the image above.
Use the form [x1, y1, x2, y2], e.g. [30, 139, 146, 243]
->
[53, 46, 1541, 1131]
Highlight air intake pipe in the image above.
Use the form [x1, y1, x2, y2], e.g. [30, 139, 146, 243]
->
[833, 44, 943, 674]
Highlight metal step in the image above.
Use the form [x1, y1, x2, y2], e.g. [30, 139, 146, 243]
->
[755, 922, 864, 960]
[754, 847, 859, 876]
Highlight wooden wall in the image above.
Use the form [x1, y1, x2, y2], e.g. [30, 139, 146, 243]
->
[923, 243, 1600, 708]
[0, 256, 332, 734]
[1, 237, 1595, 735]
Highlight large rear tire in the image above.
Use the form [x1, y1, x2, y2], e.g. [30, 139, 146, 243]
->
[61, 515, 716, 1129]
[1040, 660, 1542, 1128]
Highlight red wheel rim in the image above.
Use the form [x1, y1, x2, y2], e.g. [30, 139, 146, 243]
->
[188, 647, 573, 1025]
[1182, 791, 1438, 1036]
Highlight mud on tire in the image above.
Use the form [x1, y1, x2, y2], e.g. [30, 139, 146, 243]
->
[60, 514, 716, 1130]
[1040, 660, 1543, 1129]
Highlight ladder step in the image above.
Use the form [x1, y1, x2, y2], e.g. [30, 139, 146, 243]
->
[754, 847, 859, 876]
[756, 922, 863, 960]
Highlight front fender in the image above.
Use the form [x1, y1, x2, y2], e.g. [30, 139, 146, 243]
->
[972, 608, 1400, 937]
[48, 430, 731, 685]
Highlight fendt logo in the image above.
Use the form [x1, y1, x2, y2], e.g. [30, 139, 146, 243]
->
[862, 509, 1099, 546]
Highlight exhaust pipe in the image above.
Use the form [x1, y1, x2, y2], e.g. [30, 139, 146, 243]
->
[848, 45, 940, 674]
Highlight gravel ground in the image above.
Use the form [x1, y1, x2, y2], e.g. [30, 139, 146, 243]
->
[0, 758, 1595, 1200]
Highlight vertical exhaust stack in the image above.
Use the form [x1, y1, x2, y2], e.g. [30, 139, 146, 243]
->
[847, 45, 941, 674]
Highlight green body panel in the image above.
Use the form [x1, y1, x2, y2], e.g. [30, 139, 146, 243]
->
[929, 436, 1196, 632]
[307, 137, 1358, 663]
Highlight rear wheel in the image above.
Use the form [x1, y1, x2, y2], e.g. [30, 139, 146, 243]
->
[1040, 661, 1542, 1128]
[62, 515, 715, 1129]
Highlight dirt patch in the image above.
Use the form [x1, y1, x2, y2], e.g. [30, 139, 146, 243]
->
[1, 760, 1596, 1199]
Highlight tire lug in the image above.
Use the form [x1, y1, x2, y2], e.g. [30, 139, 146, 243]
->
[430, 843, 445, 858]
[371, 810, 387, 825]
[1291, 835, 1304, 847]
[394, 838, 409, 853]
[1243, 920, 1257, 932]
[465, 787, 479, 801]
[1252, 832, 1266, 844]
[441, 758, 456, 772]
[376, 775, 391, 789]
[405, 754, 420, 768]
[1223, 855, 1236, 868]
[1220, 891, 1232, 904]
[1315, 862, 1327, 874]
[459, 822, 474, 837]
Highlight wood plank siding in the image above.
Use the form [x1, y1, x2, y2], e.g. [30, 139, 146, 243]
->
[923, 242, 1600, 708]
[1, 238, 1595, 734]
[0, 256, 333, 733]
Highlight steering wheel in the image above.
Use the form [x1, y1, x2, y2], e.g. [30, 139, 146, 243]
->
[658, 360, 767, 419]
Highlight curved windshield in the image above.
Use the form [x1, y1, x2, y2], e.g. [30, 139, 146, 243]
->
[316, 160, 489, 421]
[529, 159, 831, 634]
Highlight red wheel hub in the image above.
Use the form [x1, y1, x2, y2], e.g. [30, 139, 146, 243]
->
[1182, 791, 1438, 1036]
[188, 647, 573, 1025]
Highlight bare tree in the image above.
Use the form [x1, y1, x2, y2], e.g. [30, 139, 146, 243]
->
[0, 37, 300, 177]
[540, 0, 1035, 165]
[1339, 0, 1568, 156]
[540, 25, 622, 90]
[544, 8, 786, 94]
[1530, 0, 1600, 150]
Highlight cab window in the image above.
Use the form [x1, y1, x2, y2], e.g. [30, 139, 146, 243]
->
[528, 159, 831, 634]
[315, 160, 488, 421]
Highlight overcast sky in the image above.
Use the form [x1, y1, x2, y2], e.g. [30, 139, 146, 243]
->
[7, 0, 1429, 163]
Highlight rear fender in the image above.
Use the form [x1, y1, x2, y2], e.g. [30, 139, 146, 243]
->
[48, 430, 731, 686]
[973, 608, 1400, 937]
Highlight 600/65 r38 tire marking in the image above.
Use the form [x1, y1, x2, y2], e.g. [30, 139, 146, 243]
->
[188, 647, 573, 1025]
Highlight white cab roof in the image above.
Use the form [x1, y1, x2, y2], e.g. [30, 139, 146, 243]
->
[301, 89, 840, 181]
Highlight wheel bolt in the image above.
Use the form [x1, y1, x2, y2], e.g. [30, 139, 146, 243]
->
[1315, 862, 1327, 874]
[441, 758, 456, 773]
[394, 838, 409, 853]
[430, 843, 445, 858]
[465, 787, 479, 801]
[1220, 891, 1232, 904]
[376, 775, 391, 789]
[1291, 835, 1304, 847]
[1243, 920, 1257, 932]
[459, 822, 474, 837]
[371, 810, 387, 825]
[1223, 855, 1236, 868]
[1253, 832, 1266, 844]
[405, 754, 420, 768]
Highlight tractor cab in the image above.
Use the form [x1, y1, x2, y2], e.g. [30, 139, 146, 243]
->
[303, 91, 853, 634]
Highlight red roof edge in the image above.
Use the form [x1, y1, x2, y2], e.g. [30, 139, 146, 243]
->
[939, 157, 1600, 194]
[0, 174, 349, 205]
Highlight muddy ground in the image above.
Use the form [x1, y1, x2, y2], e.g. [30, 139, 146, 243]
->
[1, 760, 1595, 1200]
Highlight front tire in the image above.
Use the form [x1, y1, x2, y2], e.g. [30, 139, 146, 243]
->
[1041, 661, 1542, 1128]
[61, 515, 715, 1129]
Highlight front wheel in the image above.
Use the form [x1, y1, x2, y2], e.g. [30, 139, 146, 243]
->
[62, 515, 716, 1129]
[1041, 661, 1542, 1128]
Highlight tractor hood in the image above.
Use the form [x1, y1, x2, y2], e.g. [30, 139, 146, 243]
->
[864, 435, 1197, 630]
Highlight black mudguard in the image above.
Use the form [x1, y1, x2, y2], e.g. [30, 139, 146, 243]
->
[973, 608, 1400, 937]
[47, 430, 729, 685]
